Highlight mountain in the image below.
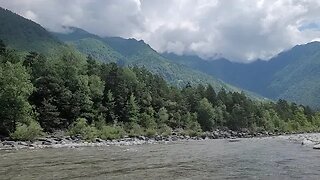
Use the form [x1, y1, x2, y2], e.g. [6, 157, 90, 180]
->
[164, 42, 320, 108]
[0, 7, 64, 54]
[0, 7, 259, 98]
[52, 27, 241, 92]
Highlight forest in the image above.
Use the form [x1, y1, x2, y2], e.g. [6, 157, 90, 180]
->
[1, 40, 320, 141]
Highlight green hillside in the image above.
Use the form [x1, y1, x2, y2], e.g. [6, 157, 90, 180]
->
[0, 7, 64, 54]
[268, 46, 320, 108]
[69, 38, 124, 63]
[53, 28, 239, 91]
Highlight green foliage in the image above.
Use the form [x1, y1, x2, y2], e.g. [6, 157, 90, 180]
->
[0, 61, 34, 135]
[0, 8, 64, 54]
[68, 38, 123, 63]
[126, 94, 140, 123]
[157, 124, 172, 137]
[139, 107, 157, 129]
[196, 98, 215, 131]
[126, 122, 144, 137]
[10, 120, 43, 141]
[183, 129, 202, 137]
[157, 107, 169, 124]
[103, 90, 118, 124]
[68, 118, 98, 141]
[99, 125, 125, 140]
[1, 37, 320, 140]
[145, 128, 157, 137]
[88, 75, 104, 101]
[54, 27, 239, 92]
[184, 113, 202, 136]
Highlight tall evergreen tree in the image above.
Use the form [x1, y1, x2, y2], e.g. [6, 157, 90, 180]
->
[196, 98, 216, 131]
[126, 94, 140, 124]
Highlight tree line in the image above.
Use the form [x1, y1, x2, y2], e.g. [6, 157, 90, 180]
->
[1, 40, 320, 141]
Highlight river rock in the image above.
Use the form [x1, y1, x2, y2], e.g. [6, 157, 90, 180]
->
[65, 136, 73, 141]
[223, 132, 231, 138]
[42, 141, 52, 146]
[229, 139, 241, 142]
[230, 130, 237, 136]
[313, 144, 320, 149]
[18, 141, 29, 146]
[213, 131, 220, 139]
[53, 137, 63, 142]
[2, 141, 16, 147]
[37, 138, 49, 142]
[94, 138, 104, 143]
[171, 136, 178, 141]
[301, 139, 315, 146]
[138, 136, 146, 141]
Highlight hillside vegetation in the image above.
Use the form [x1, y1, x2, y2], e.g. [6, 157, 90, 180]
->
[1, 42, 320, 141]
[53, 28, 238, 91]
[0, 7, 64, 54]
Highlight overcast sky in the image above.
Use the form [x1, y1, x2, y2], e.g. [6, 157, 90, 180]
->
[1, 0, 320, 62]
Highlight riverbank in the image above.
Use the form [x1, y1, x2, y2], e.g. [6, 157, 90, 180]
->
[1, 129, 320, 150]
[278, 133, 320, 149]
[0, 129, 265, 150]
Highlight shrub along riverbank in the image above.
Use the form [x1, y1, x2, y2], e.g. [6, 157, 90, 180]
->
[1, 40, 320, 143]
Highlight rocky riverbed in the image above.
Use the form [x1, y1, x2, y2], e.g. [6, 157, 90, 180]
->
[279, 133, 320, 149]
[1, 129, 320, 151]
[0, 135, 199, 150]
[0, 129, 264, 150]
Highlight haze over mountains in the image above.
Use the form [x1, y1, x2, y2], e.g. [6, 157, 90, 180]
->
[1, 6, 320, 108]
[164, 42, 320, 108]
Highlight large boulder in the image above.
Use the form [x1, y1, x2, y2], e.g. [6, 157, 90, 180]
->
[2, 141, 16, 147]
[42, 141, 52, 146]
[313, 144, 320, 149]
[301, 139, 316, 146]
[94, 138, 104, 143]
[138, 136, 146, 141]
[171, 136, 178, 141]
[18, 141, 29, 146]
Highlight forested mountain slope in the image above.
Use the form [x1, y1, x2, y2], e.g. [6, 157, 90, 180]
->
[164, 42, 320, 108]
[0, 7, 64, 54]
[52, 28, 239, 91]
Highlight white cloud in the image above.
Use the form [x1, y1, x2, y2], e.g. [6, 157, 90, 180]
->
[1, 0, 320, 62]
[23, 10, 37, 21]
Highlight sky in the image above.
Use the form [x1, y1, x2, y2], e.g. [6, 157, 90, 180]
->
[1, 0, 320, 62]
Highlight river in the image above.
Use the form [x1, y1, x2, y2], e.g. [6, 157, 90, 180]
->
[0, 137, 320, 179]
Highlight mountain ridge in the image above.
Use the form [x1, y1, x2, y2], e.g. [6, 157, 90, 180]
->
[0, 7, 65, 54]
[52, 27, 244, 93]
[163, 41, 320, 108]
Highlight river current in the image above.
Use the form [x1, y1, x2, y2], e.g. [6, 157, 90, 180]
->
[0, 137, 320, 179]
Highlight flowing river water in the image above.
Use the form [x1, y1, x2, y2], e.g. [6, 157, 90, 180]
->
[0, 137, 320, 180]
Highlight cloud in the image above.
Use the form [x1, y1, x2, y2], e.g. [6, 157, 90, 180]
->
[1, 0, 320, 62]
